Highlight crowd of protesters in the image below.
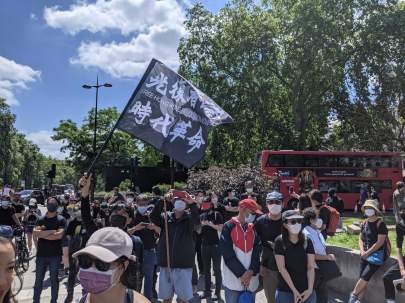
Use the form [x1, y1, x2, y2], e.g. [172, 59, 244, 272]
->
[0, 179, 404, 303]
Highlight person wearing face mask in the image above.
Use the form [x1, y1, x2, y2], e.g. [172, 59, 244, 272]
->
[310, 189, 330, 240]
[199, 197, 224, 300]
[58, 198, 71, 273]
[126, 192, 136, 205]
[10, 193, 24, 222]
[78, 175, 145, 293]
[149, 190, 200, 303]
[73, 227, 149, 303]
[0, 199, 21, 229]
[274, 210, 316, 303]
[303, 208, 338, 303]
[219, 198, 262, 303]
[65, 207, 86, 303]
[348, 199, 388, 303]
[383, 204, 405, 303]
[129, 194, 160, 301]
[32, 196, 67, 303]
[23, 198, 41, 255]
[254, 192, 284, 303]
[223, 188, 240, 222]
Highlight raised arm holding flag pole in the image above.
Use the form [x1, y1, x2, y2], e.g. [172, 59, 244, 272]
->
[83, 58, 233, 302]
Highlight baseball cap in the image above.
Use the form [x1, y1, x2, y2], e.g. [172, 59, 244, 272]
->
[73, 227, 135, 262]
[29, 198, 37, 206]
[282, 210, 304, 221]
[266, 191, 284, 201]
[239, 199, 263, 215]
[0, 225, 13, 239]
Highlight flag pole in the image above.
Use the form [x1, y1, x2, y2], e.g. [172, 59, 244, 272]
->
[86, 59, 158, 174]
[163, 197, 171, 283]
[170, 158, 175, 188]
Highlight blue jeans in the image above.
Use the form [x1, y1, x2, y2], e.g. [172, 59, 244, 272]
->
[275, 290, 316, 303]
[142, 248, 156, 300]
[33, 255, 61, 303]
[224, 287, 256, 303]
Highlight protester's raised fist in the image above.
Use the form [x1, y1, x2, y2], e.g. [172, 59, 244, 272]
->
[79, 174, 92, 198]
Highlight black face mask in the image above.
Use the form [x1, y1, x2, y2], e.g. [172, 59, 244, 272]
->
[110, 214, 127, 229]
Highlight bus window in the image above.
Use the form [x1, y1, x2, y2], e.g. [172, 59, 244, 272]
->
[337, 181, 351, 193]
[319, 181, 338, 193]
[337, 157, 351, 167]
[284, 155, 303, 167]
[304, 156, 319, 167]
[318, 156, 337, 167]
[267, 154, 284, 167]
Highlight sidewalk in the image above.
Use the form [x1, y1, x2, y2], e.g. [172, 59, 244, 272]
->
[17, 256, 347, 303]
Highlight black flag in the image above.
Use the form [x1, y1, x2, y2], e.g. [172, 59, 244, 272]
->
[116, 59, 233, 168]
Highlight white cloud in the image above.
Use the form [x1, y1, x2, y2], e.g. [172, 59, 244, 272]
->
[0, 56, 41, 106]
[44, 0, 186, 78]
[70, 24, 184, 78]
[44, 0, 185, 36]
[26, 130, 66, 160]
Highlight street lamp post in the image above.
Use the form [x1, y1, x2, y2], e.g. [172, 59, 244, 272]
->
[82, 76, 112, 200]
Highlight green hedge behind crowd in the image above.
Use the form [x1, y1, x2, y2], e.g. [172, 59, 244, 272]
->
[327, 215, 398, 256]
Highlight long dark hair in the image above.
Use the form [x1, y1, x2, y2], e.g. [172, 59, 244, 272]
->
[0, 236, 22, 303]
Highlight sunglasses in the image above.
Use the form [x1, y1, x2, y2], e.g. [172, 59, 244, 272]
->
[78, 255, 112, 272]
[287, 219, 303, 225]
[315, 204, 322, 209]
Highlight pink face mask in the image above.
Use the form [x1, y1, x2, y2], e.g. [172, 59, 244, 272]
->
[78, 267, 116, 294]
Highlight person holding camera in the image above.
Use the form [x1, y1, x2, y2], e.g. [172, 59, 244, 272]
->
[130, 194, 160, 301]
[23, 198, 41, 254]
[150, 190, 200, 303]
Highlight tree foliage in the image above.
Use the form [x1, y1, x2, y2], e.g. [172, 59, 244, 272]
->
[179, 0, 405, 164]
[0, 98, 73, 188]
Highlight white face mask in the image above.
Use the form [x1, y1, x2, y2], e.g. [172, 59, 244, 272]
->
[315, 218, 323, 229]
[268, 204, 282, 215]
[245, 213, 255, 223]
[127, 198, 134, 203]
[246, 188, 253, 193]
[364, 209, 375, 217]
[288, 223, 302, 235]
[174, 200, 186, 212]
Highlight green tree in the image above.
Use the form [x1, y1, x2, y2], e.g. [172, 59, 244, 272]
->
[179, 0, 404, 164]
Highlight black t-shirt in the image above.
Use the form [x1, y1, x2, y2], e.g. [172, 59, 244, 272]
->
[361, 219, 388, 251]
[36, 215, 67, 257]
[132, 213, 157, 250]
[396, 223, 405, 250]
[0, 207, 16, 226]
[66, 219, 85, 238]
[13, 203, 25, 214]
[26, 210, 40, 227]
[200, 210, 223, 245]
[274, 235, 315, 293]
[254, 215, 282, 270]
[319, 206, 330, 239]
[222, 197, 239, 222]
[326, 197, 344, 214]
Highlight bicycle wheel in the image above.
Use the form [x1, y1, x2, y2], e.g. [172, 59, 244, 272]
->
[21, 247, 29, 272]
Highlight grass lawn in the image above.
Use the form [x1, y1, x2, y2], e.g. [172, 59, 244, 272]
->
[326, 213, 398, 256]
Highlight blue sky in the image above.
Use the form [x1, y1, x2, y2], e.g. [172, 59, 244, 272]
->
[0, 0, 226, 158]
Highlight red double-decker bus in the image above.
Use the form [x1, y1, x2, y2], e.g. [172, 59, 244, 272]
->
[260, 150, 403, 210]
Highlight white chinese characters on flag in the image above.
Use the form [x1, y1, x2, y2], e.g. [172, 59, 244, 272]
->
[117, 59, 233, 168]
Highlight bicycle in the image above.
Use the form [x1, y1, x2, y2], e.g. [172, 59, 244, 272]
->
[14, 226, 30, 273]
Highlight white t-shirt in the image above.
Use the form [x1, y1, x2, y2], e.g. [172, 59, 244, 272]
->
[303, 225, 327, 256]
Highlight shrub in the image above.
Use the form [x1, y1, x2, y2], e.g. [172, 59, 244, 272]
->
[187, 164, 276, 195]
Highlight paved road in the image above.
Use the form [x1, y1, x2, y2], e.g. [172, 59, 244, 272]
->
[16, 206, 346, 302]
[16, 256, 346, 303]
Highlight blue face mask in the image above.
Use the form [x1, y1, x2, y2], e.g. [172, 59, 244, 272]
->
[137, 206, 148, 215]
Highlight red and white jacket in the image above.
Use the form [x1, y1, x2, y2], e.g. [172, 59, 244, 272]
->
[219, 217, 262, 291]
